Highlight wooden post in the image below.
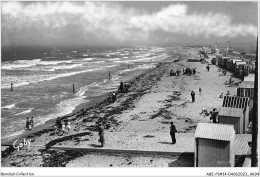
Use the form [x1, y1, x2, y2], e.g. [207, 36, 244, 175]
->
[73, 84, 75, 93]
[251, 38, 258, 167]
[11, 83, 13, 92]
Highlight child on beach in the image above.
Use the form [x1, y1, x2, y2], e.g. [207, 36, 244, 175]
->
[60, 122, 66, 135]
[26, 117, 30, 130]
[111, 92, 116, 102]
[66, 120, 71, 133]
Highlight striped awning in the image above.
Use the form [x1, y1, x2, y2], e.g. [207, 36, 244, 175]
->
[222, 96, 250, 112]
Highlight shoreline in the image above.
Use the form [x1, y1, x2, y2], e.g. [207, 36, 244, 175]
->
[1, 60, 165, 146]
[1, 48, 245, 167]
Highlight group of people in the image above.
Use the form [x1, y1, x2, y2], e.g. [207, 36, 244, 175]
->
[25, 117, 34, 130]
[169, 67, 196, 76]
[118, 81, 130, 93]
[110, 92, 117, 103]
[219, 91, 230, 98]
[183, 67, 196, 75]
[199, 108, 219, 123]
[169, 69, 181, 76]
[54, 118, 71, 135]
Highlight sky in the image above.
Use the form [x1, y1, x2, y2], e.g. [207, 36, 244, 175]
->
[1, 1, 258, 47]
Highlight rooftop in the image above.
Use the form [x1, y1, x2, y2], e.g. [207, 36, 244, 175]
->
[218, 107, 243, 117]
[195, 123, 235, 141]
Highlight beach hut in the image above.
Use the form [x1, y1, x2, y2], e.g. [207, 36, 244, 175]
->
[228, 59, 242, 71]
[216, 55, 223, 67]
[237, 81, 255, 121]
[244, 74, 255, 82]
[218, 107, 244, 134]
[234, 61, 247, 77]
[211, 58, 217, 65]
[222, 57, 230, 69]
[237, 82, 254, 98]
[222, 96, 250, 134]
[194, 123, 235, 167]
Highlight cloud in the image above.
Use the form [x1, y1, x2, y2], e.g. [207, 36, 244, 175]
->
[1, 2, 257, 46]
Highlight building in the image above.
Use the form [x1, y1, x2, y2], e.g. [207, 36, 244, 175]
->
[194, 123, 235, 167]
[244, 74, 255, 82]
[218, 107, 244, 134]
[222, 96, 250, 134]
[237, 81, 255, 121]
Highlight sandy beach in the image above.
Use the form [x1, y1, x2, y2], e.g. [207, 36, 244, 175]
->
[1, 47, 242, 167]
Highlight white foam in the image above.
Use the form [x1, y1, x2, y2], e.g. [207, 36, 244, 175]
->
[14, 108, 33, 116]
[1, 64, 117, 89]
[82, 58, 93, 61]
[1, 59, 41, 70]
[2, 103, 16, 109]
[1, 59, 75, 70]
[1, 129, 25, 140]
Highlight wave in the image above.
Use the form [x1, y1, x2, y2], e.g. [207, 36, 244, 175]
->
[82, 58, 93, 61]
[1, 59, 41, 70]
[1, 59, 74, 70]
[1, 129, 26, 140]
[2, 103, 16, 109]
[14, 108, 33, 116]
[1, 64, 117, 89]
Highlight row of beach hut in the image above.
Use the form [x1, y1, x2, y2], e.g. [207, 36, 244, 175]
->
[213, 54, 255, 78]
[194, 53, 255, 167]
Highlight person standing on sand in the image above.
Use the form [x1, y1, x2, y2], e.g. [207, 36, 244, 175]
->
[26, 117, 30, 130]
[199, 87, 202, 95]
[206, 65, 210, 71]
[98, 123, 105, 147]
[170, 122, 177, 144]
[118, 81, 124, 93]
[191, 91, 195, 102]
[30, 117, 34, 130]
[66, 120, 71, 133]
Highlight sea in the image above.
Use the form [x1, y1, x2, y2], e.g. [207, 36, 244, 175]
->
[1, 46, 169, 140]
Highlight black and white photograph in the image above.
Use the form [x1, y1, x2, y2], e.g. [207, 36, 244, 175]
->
[1, 0, 258, 176]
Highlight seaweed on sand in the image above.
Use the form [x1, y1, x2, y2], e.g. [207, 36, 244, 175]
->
[150, 108, 172, 120]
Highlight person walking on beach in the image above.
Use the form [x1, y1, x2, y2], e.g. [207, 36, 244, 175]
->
[98, 123, 105, 147]
[206, 65, 210, 71]
[199, 87, 202, 95]
[210, 108, 218, 123]
[60, 121, 65, 135]
[118, 81, 124, 93]
[111, 92, 116, 103]
[124, 82, 128, 92]
[170, 122, 177, 144]
[26, 117, 30, 130]
[66, 120, 71, 133]
[192, 68, 196, 75]
[30, 117, 34, 130]
[191, 91, 195, 102]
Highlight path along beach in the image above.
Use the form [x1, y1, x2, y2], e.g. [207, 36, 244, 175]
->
[1, 47, 245, 167]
